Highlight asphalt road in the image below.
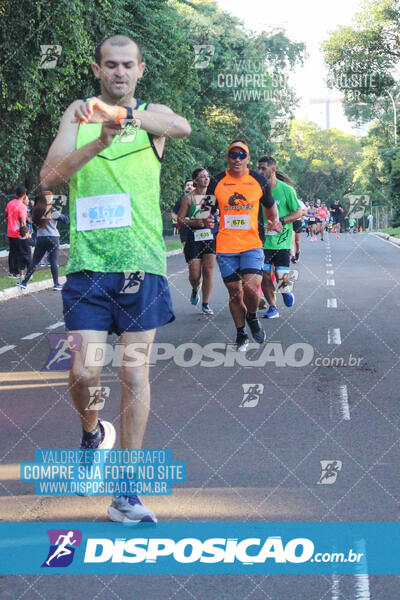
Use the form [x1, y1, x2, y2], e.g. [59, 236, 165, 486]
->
[0, 232, 399, 598]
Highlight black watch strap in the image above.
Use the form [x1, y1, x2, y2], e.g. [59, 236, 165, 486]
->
[280, 217, 286, 225]
[124, 106, 133, 120]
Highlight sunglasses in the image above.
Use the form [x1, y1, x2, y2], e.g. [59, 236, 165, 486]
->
[228, 150, 247, 160]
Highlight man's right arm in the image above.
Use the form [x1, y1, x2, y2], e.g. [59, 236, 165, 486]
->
[40, 100, 117, 189]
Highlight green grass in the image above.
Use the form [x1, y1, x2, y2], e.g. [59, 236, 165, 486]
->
[0, 242, 182, 292]
[165, 240, 183, 251]
[0, 266, 66, 292]
[379, 227, 400, 239]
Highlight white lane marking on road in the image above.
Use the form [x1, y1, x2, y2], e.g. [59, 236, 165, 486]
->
[328, 328, 341, 344]
[326, 270, 334, 275]
[330, 384, 350, 421]
[354, 574, 371, 599]
[46, 322, 64, 330]
[0, 345, 16, 355]
[21, 333, 43, 340]
[331, 574, 340, 600]
[354, 540, 370, 599]
[338, 384, 350, 419]
[327, 279, 335, 286]
[327, 298, 337, 308]
[168, 269, 186, 278]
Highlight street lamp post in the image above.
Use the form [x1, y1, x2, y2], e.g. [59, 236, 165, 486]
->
[385, 90, 400, 145]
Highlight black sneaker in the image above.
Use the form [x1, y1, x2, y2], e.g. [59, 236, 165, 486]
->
[246, 315, 266, 344]
[235, 332, 249, 352]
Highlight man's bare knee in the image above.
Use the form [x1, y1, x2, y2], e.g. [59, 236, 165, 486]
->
[70, 366, 101, 390]
[119, 365, 149, 393]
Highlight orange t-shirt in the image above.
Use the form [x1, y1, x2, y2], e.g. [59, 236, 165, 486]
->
[207, 169, 274, 253]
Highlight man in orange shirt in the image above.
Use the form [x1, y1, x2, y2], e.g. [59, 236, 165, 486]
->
[207, 140, 281, 350]
[5, 186, 28, 277]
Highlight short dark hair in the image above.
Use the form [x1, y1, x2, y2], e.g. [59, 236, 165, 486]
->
[16, 185, 27, 198]
[184, 178, 193, 185]
[258, 156, 276, 167]
[95, 35, 143, 65]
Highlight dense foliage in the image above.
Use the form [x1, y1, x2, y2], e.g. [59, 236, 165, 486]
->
[0, 0, 305, 210]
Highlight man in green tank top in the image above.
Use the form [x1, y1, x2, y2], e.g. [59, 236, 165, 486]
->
[258, 156, 302, 319]
[40, 34, 191, 524]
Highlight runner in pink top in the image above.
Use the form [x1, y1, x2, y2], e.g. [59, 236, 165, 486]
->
[317, 204, 328, 241]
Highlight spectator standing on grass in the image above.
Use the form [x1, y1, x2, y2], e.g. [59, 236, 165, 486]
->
[17, 190, 69, 291]
[5, 185, 27, 277]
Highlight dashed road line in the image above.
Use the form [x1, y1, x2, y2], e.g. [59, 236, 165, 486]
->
[0, 345, 16, 355]
[328, 328, 341, 344]
[330, 384, 350, 421]
[46, 322, 64, 330]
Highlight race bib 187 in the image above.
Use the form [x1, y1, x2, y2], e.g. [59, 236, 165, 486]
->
[76, 193, 132, 232]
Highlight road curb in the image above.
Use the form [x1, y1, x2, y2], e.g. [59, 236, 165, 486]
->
[0, 248, 183, 303]
[371, 232, 400, 246]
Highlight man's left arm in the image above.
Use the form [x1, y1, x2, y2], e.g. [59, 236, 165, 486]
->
[280, 189, 302, 224]
[19, 205, 27, 228]
[140, 103, 191, 139]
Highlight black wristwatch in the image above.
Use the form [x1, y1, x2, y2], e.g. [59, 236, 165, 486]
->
[279, 217, 286, 225]
[124, 106, 133, 121]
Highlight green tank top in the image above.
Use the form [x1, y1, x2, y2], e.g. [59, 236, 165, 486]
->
[67, 100, 166, 276]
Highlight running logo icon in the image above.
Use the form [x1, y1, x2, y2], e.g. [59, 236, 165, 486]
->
[193, 45, 215, 69]
[39, 45, 62, 69]
[42, 333, 82, 371]
[42, 529, 82, 568]
[116, 117, 141, 143]
[86, 386, 110, 411]
[240, 384, 264, 408]
[121, 271, 145, 294]
[317, 460, 342, 485]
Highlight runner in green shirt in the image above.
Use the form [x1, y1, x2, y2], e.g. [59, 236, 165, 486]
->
[40, 34, 191, 524]
[258, 156, 302, 319]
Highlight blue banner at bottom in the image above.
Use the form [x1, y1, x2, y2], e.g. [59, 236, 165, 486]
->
[0, 522, 398, 574]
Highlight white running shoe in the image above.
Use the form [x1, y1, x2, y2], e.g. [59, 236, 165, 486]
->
[108, 494, 157, 523]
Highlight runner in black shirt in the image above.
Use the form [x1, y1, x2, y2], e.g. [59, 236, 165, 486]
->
[330, 199, 344, 238]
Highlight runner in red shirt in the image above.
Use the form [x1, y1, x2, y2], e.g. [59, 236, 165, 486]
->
[5, 186, 27, 277]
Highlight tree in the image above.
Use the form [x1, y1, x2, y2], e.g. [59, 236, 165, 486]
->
[0, 0, 305, 215]
[276, 120, 362, 206]
[322, 0, 400, 222]
[322, 0, 400, 117]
